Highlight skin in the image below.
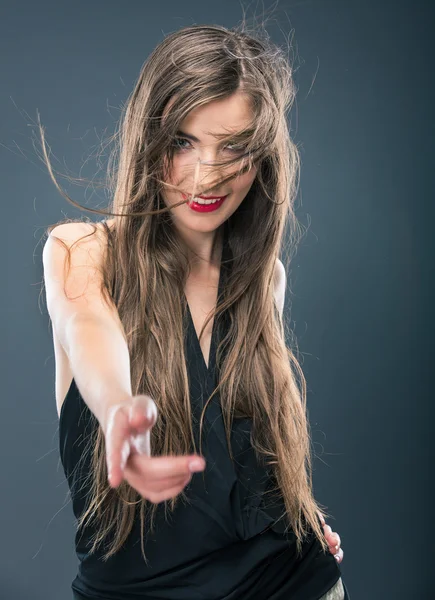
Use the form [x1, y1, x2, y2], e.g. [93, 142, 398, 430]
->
[108, 90, 344, 563]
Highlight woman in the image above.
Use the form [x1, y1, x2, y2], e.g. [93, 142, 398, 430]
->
[42, 23, 349, 599]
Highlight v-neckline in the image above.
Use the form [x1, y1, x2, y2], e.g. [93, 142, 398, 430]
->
[184, 239, 226, 376]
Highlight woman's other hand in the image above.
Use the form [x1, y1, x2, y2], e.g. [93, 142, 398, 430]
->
[103, 394, 206, 503]
[318, 512, 344, 564]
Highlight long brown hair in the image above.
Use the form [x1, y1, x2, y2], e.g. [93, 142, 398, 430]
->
[40, 22, 330, 563]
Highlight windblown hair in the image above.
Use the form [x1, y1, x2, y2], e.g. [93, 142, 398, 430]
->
[40, 22, 330, 562]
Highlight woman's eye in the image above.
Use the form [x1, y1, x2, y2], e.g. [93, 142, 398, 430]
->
[172, 137, 191, 151]
[172, 137, 246, 153]
[226, 143, 247, 153]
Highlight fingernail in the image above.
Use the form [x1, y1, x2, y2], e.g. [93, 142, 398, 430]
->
[334, 554, 340, 562]
[146, 405, 155, 421]
[189, 459, 205, 472]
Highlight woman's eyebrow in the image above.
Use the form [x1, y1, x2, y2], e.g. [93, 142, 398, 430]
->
[175, 129, 201, 142]
[175, 128, 244, 142]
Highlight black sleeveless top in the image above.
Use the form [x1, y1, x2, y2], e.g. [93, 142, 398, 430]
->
[59, 222, 349, 600]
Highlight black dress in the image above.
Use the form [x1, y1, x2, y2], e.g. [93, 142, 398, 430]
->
[59, 223, 350, 599]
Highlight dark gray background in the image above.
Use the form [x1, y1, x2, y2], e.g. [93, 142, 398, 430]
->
[1, 1, 433, 598]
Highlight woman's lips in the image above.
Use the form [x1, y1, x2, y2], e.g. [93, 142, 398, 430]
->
[181, 192, 229, 212]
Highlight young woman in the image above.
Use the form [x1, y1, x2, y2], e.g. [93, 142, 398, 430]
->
[42, 24, 349, 600]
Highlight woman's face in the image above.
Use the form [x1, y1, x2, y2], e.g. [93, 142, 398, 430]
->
[161, 91, 258, 235]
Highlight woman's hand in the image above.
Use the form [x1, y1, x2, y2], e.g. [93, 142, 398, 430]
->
[103, 394, 206, 503]
[318, 512, 344, 564]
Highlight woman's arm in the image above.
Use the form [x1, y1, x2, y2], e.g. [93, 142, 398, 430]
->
[43, 222, 133, 432]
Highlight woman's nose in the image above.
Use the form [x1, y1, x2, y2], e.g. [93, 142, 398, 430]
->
[188, 156, 229, 194]
[198, 155, 217, 165]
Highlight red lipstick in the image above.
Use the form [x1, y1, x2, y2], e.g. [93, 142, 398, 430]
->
[182, 193, 228, 213]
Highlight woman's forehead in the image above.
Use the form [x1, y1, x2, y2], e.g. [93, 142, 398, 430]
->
[162, 92, 254, 138]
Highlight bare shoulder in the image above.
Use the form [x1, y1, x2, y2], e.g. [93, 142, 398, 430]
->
[42, 218, 117, 326]
[43, 219, 115, 273]
[46, 218, 114, 250]
[274, 257, 286, 284]
[274, 258, 286, 316]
